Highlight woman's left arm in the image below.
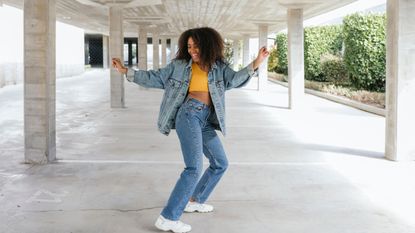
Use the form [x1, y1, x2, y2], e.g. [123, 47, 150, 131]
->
[111, 58, 173, 89]
[223, 46, 269, 89]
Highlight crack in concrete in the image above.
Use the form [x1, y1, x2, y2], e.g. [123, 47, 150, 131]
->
[22, 206, 163, 213]
[18, 201, 262, 214]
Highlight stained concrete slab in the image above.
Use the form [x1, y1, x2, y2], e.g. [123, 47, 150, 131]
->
[0, 69, 414, 233]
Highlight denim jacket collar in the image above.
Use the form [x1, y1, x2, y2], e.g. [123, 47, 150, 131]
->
[185, 59, 192, 69]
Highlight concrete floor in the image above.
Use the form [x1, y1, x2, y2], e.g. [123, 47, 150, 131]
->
[0, 69, 414, 233]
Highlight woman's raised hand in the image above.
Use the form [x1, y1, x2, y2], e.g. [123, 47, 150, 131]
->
[112, 58, 128, 74]
[253, 46, 270, 70]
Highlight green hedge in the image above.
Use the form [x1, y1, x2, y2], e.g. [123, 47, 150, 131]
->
[271, 13, 386, 92]
[343, 13, 386, 91]
[274, 26, 342, 79]
[304, 25, 343, 81]
[274, 33, 288, 75]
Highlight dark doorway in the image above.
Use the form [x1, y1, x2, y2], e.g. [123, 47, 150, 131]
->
[124, 38, 138, 66]
[85, 34, 103, 67]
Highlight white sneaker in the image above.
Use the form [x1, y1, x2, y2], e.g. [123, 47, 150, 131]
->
[184, 202, 214, 213]
[154, 215, 191, 233]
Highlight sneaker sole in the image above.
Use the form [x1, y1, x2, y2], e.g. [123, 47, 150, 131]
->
[155, 221, 191, 233]
[184, 209, 213, 213]
[155, 222, 169, 232]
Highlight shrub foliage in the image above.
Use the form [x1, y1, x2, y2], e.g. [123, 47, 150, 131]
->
[304, 25, 343, 81]
[274, 33, 288, 75]
[267, 46, 278, 72]
[343, 13, 386, 91]
[320, 54, 349, 85]
[270, 13, 386, 92]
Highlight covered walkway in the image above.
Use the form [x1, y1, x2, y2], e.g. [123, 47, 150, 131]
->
[1, 70, 414, 232]
[2, 0, 412, 163]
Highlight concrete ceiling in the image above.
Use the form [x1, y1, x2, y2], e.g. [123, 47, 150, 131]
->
[4, 0, 358, 38]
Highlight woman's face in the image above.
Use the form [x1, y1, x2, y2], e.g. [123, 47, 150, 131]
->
[187, 37, 200, 63]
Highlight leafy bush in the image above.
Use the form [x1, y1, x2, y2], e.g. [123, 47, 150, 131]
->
[321, 54, 349, 85]
[267, 46, 278, 72]
[304, 25, 343, 81]
[275, 33, 288, 75]
[224, 39, 233, 64]
[343, 13, 386, 91]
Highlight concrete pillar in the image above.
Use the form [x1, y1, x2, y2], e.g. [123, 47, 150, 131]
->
[102, 35, 109, 69]
[258, 25, 268, 90]
[233, 40, 240, 70]
[138, 26, 147, 70]
[161, 37, 167, 67]
[385, 0, 415, 161]
[170, 37, 178, 62]
[287, 8, 304, 110]
[243, 35, 250, 66]
[23, 0, 56, 163]
[152, 30, 160, 69]
[109, 6, 124, 108]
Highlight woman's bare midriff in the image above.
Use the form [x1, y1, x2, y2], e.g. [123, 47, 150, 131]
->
[188, 91, 212, 106]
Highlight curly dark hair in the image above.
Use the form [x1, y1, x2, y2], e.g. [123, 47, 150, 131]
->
[175, 27, 225, 70]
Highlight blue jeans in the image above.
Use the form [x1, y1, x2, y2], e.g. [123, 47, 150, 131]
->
[160, 98, 229, 221]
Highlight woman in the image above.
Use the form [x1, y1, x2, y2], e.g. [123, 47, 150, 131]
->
[112, 27, 269, 233]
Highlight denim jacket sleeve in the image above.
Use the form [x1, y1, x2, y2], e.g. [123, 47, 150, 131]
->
[223, 62, 257, 90]
[127, 62, 175, 89]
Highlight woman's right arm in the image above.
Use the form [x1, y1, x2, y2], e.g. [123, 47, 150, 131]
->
[112, 58, 173, 89]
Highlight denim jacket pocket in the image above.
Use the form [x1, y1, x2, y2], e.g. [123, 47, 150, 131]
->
[165, 78, 182, 98]
[168, 78, 182, 88]
[215, 80, 225, 96]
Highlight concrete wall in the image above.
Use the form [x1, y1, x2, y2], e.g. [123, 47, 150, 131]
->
[56, 21, 85, 78]
[0, 5, 23, 87]
[0, 63, 24, 87]
[0, 5, 84, 88]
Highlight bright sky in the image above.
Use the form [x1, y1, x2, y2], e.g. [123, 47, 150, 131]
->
[304, 0, 387, 27]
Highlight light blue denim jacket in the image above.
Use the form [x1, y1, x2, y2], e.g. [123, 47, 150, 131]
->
[127, 59, 256, 136]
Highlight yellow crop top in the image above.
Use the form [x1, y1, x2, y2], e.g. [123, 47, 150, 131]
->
[188, 63, 208, 92]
